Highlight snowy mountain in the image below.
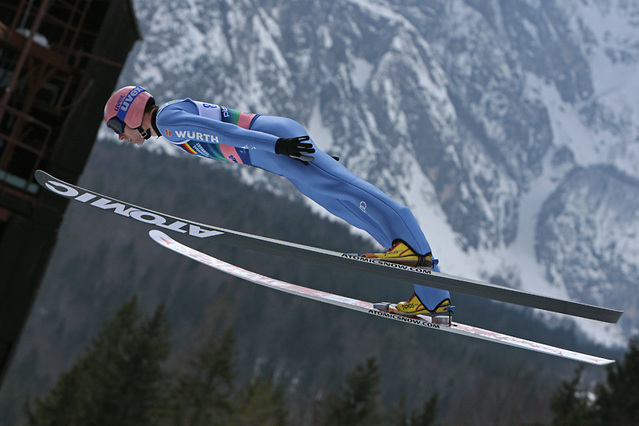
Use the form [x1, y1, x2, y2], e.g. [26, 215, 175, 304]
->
[113, 0, 639, 344]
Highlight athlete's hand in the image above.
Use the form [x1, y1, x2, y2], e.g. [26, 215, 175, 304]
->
[275, 136, 315, 165]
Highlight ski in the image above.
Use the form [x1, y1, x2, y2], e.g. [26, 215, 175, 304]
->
[35, 170, 623, 324]
[148, 229, 614, 366]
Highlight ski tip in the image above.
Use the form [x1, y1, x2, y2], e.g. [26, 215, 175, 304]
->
[149, 229, 173, 245]
[34, 169, 48, 185]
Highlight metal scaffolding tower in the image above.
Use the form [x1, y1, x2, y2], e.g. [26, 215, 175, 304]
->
[0, 0, 141, 386]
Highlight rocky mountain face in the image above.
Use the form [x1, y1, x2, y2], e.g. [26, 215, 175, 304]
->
[118, 0, 639, 343]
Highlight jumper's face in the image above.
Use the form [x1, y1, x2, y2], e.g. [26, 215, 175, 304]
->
[119, 125, 145, 146]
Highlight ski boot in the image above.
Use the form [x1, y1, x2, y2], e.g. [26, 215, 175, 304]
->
[375, 294, 455, 325]
[363, 240, 435, 268]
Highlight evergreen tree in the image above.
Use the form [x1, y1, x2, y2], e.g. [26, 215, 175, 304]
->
[320, 357, 381, 426]
[549, 365, 592, 426]
[550, 337, 639, 426]
[24, 298, 171, 426]
[161, 328, 235, 425]
[592, 337, 639, 424]
[414, 394, 439, 426]
[232, 374, 288, 426]
[393, 394, 439, 426]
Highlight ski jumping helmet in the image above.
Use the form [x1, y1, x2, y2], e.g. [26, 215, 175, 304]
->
[104, 85, 154, 139]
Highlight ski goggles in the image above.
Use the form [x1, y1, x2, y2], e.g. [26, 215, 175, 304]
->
[107, 116, 126, 135]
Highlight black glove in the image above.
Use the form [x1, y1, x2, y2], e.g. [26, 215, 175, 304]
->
[274, 136, 315, 165]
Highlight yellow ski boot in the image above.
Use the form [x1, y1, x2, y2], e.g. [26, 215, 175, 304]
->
[364, 240, 434, 268]
[395, 293, 453, 316]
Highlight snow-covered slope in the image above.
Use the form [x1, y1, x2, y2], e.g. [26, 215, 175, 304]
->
[110, 0, 639, 345]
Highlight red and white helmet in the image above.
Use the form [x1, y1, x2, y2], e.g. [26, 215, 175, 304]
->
[104, 85, 153, 136]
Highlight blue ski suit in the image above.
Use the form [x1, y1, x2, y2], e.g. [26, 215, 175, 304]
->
[153, 98, 450, 310]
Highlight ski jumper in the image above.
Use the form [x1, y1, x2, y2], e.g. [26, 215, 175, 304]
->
[154, 98, 450, 309]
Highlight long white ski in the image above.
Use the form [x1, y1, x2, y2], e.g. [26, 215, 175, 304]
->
[148, 230, 614, 365]
[35, 170, 623, 324]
